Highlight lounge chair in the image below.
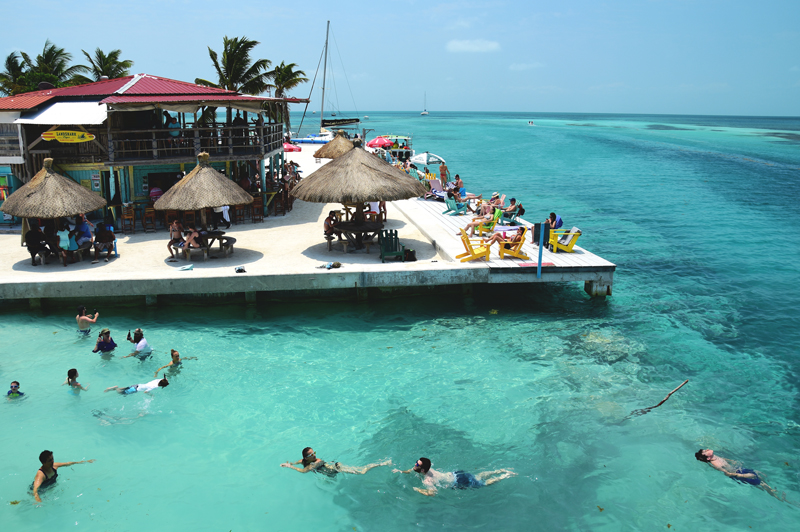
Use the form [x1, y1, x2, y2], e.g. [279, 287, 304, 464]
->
[455, 229, 491, 262]
[548, 226, 582, 253]
[497, 227, 530, 260]
[442, 197, 468, 216]
[424, 179, 445, 201]
[476, 209, 503, 237]
[379, 229, 405, 263]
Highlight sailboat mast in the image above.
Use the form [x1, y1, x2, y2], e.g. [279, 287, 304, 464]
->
[320, 21, 329, 131]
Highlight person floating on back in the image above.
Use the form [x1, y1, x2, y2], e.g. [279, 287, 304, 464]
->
[32, 450, 94, 504]
[7, 380, 24, 399]
[393, 457, 515, 497]
[695, 449, 790, 503]
[281, 447, 391, 477]
[105, 377, 169, 395]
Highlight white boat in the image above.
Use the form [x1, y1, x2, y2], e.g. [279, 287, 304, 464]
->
[421, 92, 429, 115]
[292, 129, 334, 144]
[364, 115, 369, 119]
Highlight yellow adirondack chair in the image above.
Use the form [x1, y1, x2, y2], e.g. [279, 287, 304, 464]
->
[548, 226, 582, 253]
[476, 208, 503, 237]
[497, 227, 530, 260]
[456, 229, 491, 262]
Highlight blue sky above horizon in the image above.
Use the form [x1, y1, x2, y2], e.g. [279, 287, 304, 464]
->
[3, 0, 799, 116]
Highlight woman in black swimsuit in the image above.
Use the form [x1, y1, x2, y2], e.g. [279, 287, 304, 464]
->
[281, 447, 391, 477]
[32, 450, 94, 503]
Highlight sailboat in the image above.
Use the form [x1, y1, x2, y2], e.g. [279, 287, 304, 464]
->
[421, 92, 429, 116]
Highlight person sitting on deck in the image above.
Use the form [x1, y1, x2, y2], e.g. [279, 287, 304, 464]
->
[532, 212, 563, 245]
[184, 225, 202, 249]
[393, 457, 516, 497]
[484, 226, 526, 249]
[281, 447, 391, 476]
[25, 223, 53, 266]
[460, 207, 500, 238]
[74, 214, 93, 247]
[92, 223, 116, 263]
[500, 198, 523, 219]
[324, 211, 343, 241]
[167, 218, 185, 258]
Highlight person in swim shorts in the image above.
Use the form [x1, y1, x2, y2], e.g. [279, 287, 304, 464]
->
[281, 447, 391, 477]
[76, 305, 99, 335]
[167, 218, 185, 259]
[104, 377, 169, 395]
[394, 457, 515, 497]
[32, 450, 94, 503]
[695, 449, 787, 501]
[154, 349, 197, 377]
[121, 328, 152, 360]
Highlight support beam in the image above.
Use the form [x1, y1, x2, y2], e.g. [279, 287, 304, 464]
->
[584, 280, 612, 297]
[245, 291, 256, 304]
[29, 297, 41, 310]
[145, 294, 158, 306]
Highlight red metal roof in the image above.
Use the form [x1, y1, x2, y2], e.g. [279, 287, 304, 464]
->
[102, 95, 271, 104]
[118, 75, 236, 95]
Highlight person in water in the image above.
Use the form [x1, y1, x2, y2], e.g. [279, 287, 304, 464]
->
[695, 449, 786, 501]
[122, 328, 152, 359]
[8, 380, 24, 398]
[62, 368, 89, 392]
[32, 450, 94, 503]
[281, 447, 391, 476]
[154, 349, 197, 377]
[76, 305, 99, 335]
[104, 377, 169, 395]
[393, 457, 515, 497]
[92, 328, 118, 353]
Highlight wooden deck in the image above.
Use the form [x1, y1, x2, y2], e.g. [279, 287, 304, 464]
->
[394, 198, 615, 296]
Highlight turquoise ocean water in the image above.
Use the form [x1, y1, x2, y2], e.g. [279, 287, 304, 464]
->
[2, 112, 800, 530]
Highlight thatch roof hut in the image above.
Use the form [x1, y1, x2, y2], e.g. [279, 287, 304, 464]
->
[313, 132, 354, 159]
[0, 158, 106, 219]
[291, 147, 427, 205]
[154, 152, 253, 216]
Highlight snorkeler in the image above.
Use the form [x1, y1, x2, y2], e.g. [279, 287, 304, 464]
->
[75, 305, 99, 335]
[393, 457, 515, 497]
[62, 368, 89, 392]
[154, 349, 197, 377]
[281, 447, 391, 476]
[32, 450, 94, 503]
[104, 377, 169, 395]
[695, 449, 788, 502]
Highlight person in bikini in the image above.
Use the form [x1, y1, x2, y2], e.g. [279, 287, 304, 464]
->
[32, 450, 94, 503]
[154, 349, 197, 377]
[184, 225, 202, 249]
[281, 447, 391, 477]
[394, 457, 515, 497]
[483, 226, 525, 249]
[324, 211, 343, 241]
[167, 218, 185, 258]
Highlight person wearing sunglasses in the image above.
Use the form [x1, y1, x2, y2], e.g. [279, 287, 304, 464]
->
[7, 380, 24, 398]
[281, 447, 391, 477]
[394, 457, 515, 496]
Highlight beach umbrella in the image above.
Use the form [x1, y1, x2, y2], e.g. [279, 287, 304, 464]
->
[0, 158, 106, 219]
[283, 142, 301, 152]
[366, 136, 393, 148]
[154, 152, 253, 227]
[312, 133, 354, 159]
[291, 147, 427, 220]
[410, 151, 446, 166]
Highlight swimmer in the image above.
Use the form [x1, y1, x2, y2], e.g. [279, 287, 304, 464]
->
[76, 305, 99, 335]
[695, 449, 788, 502]
[92, 327, 118, 353]
[281, 447, 391, 477]
[154, 349, 197, 377]
[121, 328, 152, 360]
[32, 450, 94, 503]
[104, 377, 169, 395]
[62, 368, 89, 392]
[7, 380, 24, 398]
[394, 457, 515, 497]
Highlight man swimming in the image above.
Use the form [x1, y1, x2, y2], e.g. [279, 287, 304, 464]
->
[394, 457, 515, 497]
[281, 447, 391, 477]
[695, 449, 787, 502]
[104, 377, 169, 395]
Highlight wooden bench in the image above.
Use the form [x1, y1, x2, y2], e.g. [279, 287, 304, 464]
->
[72, 242, 94, 262]
[172, 243, 209, 262]
[218, 236, 236, 256]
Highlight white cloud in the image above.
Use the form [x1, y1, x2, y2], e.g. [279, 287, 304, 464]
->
[447, 18, 473, 30]
[446, 39, 500, 53]
[509, 62, 544, 71]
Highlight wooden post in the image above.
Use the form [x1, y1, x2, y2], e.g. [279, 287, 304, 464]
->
[151, 131, 158, 159]
[106, 119, 114, 164]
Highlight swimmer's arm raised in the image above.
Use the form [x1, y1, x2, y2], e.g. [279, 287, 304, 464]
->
[87, 312, 99, 324]
[54, 459, 94, 468]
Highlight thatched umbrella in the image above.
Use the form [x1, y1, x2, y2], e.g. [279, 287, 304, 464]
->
[0, 158, 107, 219]
[154, 152, 253, 227]
[313, 132, 354, 159]
[291, 147, 427, 221]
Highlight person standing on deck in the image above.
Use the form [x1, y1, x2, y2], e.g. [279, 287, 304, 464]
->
[439, 162, 450, 185]
[76, 306, 99, 336]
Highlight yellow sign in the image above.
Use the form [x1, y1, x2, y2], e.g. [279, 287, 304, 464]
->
[41, 131, 96, 143]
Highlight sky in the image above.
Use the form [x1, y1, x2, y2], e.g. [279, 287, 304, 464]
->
[2, 0, 799, 116]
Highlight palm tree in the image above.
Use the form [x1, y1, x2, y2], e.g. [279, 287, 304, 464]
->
[20, 40, 87, 85]
[71, 48, 133, 84]
[0, 52, 26, 96]
[195, 36, 273, 125]
[271, 62, 308, 134]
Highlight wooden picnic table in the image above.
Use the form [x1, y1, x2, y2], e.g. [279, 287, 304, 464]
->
[335, 221, 383, 251]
